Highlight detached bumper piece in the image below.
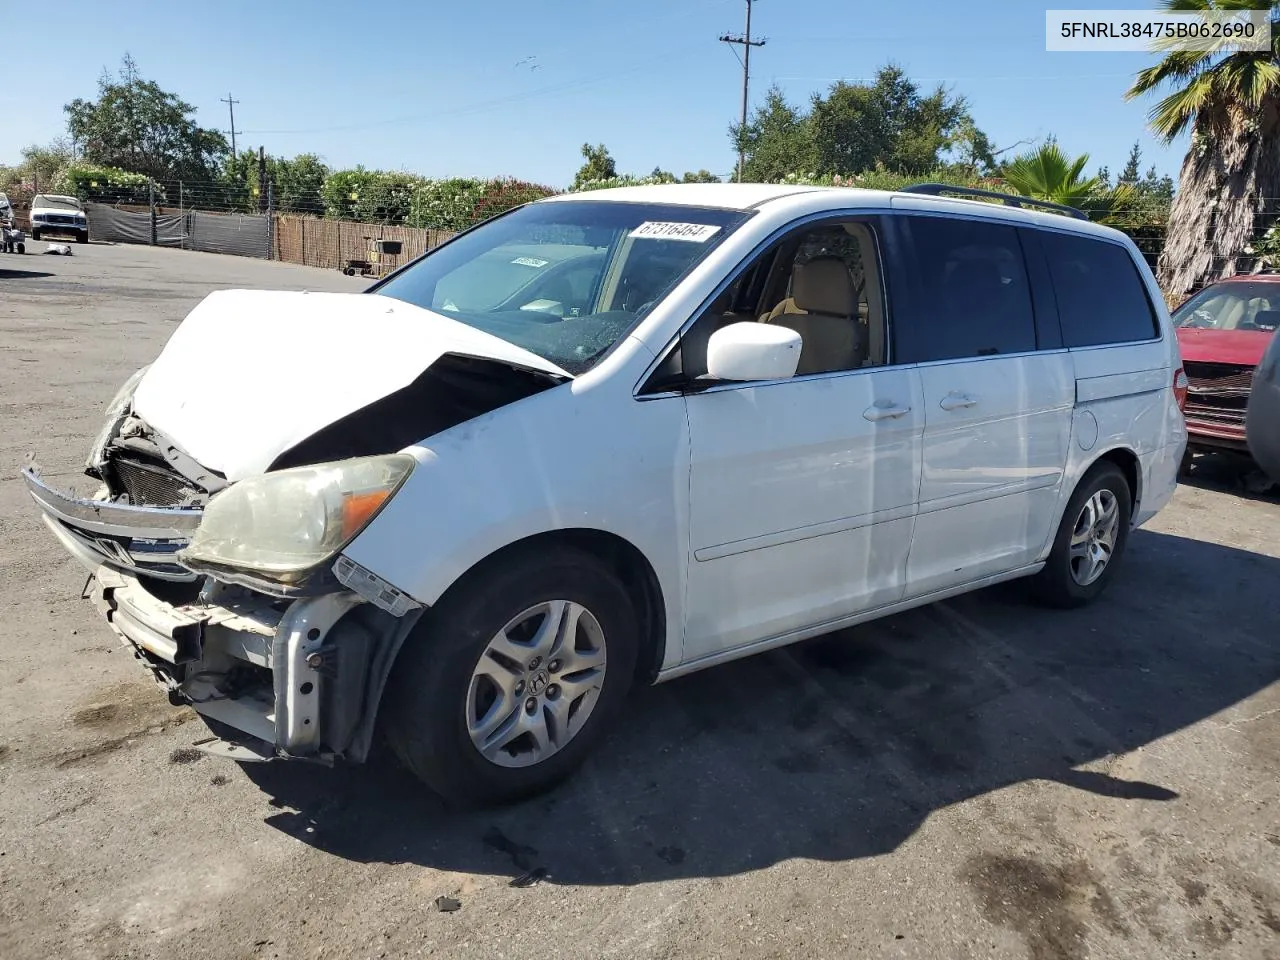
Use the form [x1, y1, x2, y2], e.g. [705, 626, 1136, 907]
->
[23, 465, 201, 582]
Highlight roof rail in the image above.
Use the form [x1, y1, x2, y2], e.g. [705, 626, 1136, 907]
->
[900, 183, 1090, 221]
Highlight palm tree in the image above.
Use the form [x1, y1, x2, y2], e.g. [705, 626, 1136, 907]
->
[1126, 0, 1280, 297]
[1002, 142, 1105, 206]
[1000, 142, 1135, 220]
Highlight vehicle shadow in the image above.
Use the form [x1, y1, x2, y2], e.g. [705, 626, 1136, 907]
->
[0, 269, 56, 280]
[1181, 451, 1280, 502]
[243, 529, 1280, 885]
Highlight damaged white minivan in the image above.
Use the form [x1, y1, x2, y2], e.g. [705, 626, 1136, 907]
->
[26, 183, 1187, 804]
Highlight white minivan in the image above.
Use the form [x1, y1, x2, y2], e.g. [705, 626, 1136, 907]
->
[25, 183, 1187, 804]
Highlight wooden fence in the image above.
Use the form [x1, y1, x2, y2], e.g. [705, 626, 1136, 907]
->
[273, 216, 456, 271]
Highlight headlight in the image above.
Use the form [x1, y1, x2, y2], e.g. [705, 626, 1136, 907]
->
[87, 365, 150, 469]
[179, 455, 415, 582]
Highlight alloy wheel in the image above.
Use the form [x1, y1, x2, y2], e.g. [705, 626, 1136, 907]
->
[465, 600, 607, 768]
[1069, 489, 1119, 586]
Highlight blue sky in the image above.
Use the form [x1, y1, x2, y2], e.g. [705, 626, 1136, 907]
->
[3, 0, 1188, 187]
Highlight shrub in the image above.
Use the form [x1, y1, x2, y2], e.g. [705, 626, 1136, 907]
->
[65, 164, 150, 204]
[322, 169, 424, 223]
[407, 178, 486, 230]
[408, 177, 558, 231]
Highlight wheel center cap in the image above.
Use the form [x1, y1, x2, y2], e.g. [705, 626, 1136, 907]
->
[529, 670, 550, 696]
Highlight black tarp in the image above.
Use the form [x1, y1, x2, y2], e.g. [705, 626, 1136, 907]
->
[85, 204, 270, 259]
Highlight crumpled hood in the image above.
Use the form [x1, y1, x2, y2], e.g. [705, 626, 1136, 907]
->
[132, 289, 569, 482]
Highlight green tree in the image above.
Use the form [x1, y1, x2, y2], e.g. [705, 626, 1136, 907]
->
[572, 143, 617, 189]
[64, 54, 227, 182]
[733, 85, 816, 182]
[1119, 140, 1143, 185]
[0, 140, 75, 206]
[1126, 0, 1280, 295]
[808, 65, 972, 176]
[273, 154, 329, 215]
[946, 117, 997, 175]
[681, 169, 721, 183]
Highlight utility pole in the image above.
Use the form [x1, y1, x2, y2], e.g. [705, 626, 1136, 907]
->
[220, 93, 241, 156]
[720, 0, 766, 183]
[257, 146, 268, 213]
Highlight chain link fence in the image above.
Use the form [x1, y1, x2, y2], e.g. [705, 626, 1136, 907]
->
[69, 176, 1280, 296]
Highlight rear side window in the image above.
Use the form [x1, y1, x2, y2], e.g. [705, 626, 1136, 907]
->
[1040, 231, 1159, 346]
[894, 215, 1037, 362]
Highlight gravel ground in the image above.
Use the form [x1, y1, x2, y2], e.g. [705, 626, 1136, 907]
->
[1, 242, 1277, 960]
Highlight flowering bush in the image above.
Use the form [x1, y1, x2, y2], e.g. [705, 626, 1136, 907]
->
[407, 177, 557, 230]
[65, 164, 150, 204]
[570, 172, 680, 193]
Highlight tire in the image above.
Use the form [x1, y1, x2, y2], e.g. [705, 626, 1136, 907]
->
[383, 546, 640, 806]
[30, 229, 40, 241]
[1029, 461, 1132, 609]
[15, 242, 23, 254]
[77, 230, 89, 244]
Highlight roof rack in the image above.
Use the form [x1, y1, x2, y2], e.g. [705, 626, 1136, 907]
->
[900, 183, 1090, 221]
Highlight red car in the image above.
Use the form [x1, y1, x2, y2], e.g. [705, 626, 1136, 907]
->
[1171, 273, 1280, 461]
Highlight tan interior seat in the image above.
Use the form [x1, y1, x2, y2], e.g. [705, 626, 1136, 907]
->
[762, 256, 866, 374]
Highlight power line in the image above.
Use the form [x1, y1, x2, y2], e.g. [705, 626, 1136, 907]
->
[220, 93, 241, 156]
[720, 0, 766, 183]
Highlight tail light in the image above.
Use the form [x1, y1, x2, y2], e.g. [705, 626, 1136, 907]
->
[1173, 367, 1189, 412]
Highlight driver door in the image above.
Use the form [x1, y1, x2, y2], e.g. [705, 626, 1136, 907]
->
[668, 216, 924, 664]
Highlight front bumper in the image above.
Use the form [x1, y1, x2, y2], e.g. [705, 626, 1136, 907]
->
[26, 466, 411, 762]
[32, 219, 87, 233]
[24, 466, 201, 581]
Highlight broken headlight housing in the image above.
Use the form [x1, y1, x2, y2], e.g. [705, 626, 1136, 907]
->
[87, 364, 150, 470]
[179, 454, 414, 584]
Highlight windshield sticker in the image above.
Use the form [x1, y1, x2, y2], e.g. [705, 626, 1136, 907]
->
[628, 222, 722, 243]
[511, 256, 550, 268]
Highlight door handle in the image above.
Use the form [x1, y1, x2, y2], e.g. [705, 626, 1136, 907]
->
[863, 402, 911, 422]
[939, 392, 978, 411]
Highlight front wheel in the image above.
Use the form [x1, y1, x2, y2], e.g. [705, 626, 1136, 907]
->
[77, 230, 89, 244]
[383, 547, 639, 806]
[1030, 461, 1132, 608]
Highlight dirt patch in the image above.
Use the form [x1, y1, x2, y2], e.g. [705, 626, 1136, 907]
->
[962, 854, 1128, 960]
[1179, 877, 1208, 906]
[50, 683, 195, 768]
[169, 748, 203, 765]
[1189, 900, 1241, 948]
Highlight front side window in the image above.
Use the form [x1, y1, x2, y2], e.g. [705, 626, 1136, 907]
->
[374, 200, 749, 374]
[1040, 230, 1160, 346]
[663, 218, 888, 384]
[1172, 281, 1280, 334]
[893, 215, 1037, 363]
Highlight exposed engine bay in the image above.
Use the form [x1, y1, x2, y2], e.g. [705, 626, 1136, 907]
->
[26, 291, 570, 766]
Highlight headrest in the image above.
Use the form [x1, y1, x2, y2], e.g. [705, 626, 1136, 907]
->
[792, 256, 855, 317]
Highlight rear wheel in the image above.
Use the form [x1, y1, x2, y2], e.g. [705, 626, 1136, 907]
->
[383, 547, 639, 806]
[1030, 461, 1132, 608]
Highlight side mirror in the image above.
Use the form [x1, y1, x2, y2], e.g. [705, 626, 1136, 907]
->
[706, 322, 802, 382]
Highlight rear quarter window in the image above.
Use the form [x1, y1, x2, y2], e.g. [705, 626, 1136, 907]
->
[1040, 231, 1159, 347]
